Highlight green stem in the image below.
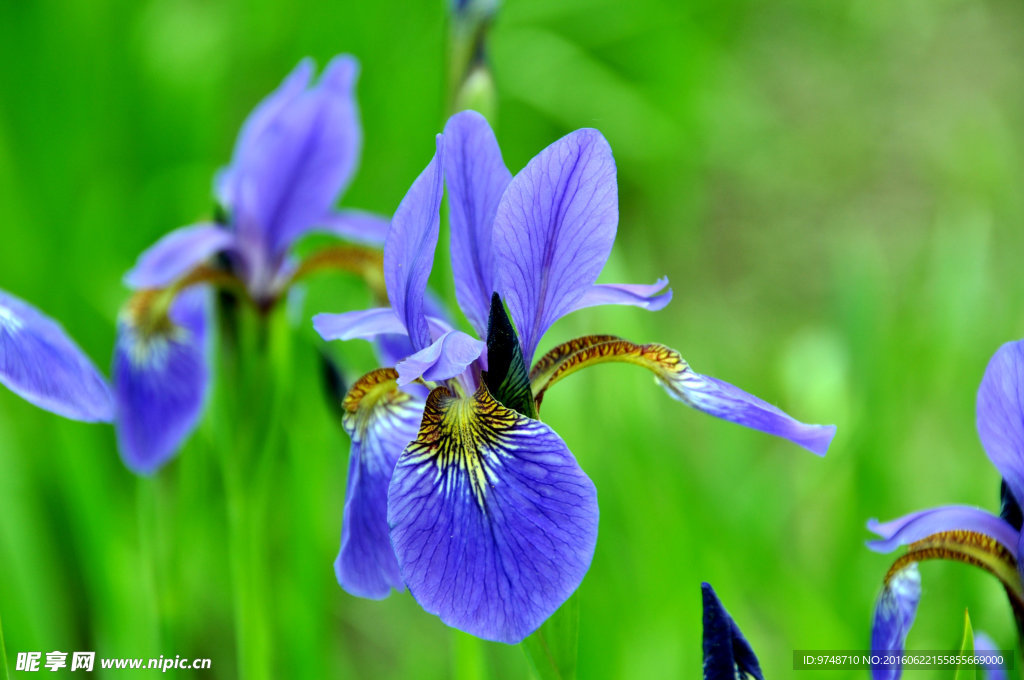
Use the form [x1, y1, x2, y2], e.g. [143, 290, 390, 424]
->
[453, 631, 488, 680]
[521, 593, 580, 680]
[135, 478, 163, 652]
[0, 607, 10, 680]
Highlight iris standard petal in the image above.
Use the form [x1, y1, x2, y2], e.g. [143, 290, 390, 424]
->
[387, 385, 598, 644]
[568, 278, 673, 314]
[870, 564, 922, 680]
[0, 288, 113, 422]
[311, 209, 391, 246]
[973, 631, 1008, 680]
[866, 505, 1019, 555]
[493, 128, 618, 364]
[977, 340, 1024, 510]
[227, 55, 362, 257]
[123, 223, 234, 290]
[443, 110, 512, 336]
[113, 289, 209, 474]
[701, 583, 764, 680]
[394, 330, 485, 386]
[216, 57, 315, 207]
[313, 307, 405, 342]
[336, 368, 423, 599]
[383, 136, 445, 352]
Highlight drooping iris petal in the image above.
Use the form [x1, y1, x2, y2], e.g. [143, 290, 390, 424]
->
[336, 368, 423, 599]
[225, 55, 363, 258]
[870, 564, 921, 680]
[312, 209, 391, 246]
[443, 110, 512, 336]
[394, 330, 485, 386]
[568, 278, 673, 314]
[973, 631, 1009, 680]
[0, 289, 113, 422]
[866, 506, 1019, 555]
[313, 307, 405, 342]
[113, 289, 209, 474]
[123, 223, 234, 290]
[388, 385, 599, 644]
[383, 136, 445, 352]
[977, 340, 1024, 510]
[530, 337, 835, 456]
[701, 583, 764, 680]
[493, 128, 618, 363]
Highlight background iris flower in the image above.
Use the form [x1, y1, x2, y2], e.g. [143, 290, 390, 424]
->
[867, 340, 1024, 679]
[315, 110, 836, 644]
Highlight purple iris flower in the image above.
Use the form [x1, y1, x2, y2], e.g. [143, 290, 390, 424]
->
[701, 583, 763, 680]
[0, 288, 113, 422]
[314, 111, 836, 643]
[867, 340, 1024, 680]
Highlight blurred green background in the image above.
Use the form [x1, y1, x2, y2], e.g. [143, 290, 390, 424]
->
[2, 0, 1024, 677]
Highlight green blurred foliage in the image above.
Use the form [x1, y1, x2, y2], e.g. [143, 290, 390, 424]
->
[1, 0, 1024, 677]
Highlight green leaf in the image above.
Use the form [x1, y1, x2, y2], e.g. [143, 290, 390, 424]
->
[952, 608, 975, 680]
[483, 292, 537, 418]
[521, 593, 580, 680]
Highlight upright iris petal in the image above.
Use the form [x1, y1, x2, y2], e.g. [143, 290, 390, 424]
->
[701, 582, 764, 680]
[0, 288, 113, 422]
[870, 564, 921, 680]
[492, 128, 618, 364]
[977, 341, 1024, 510]
[387, 385, 598, 644]
[112, 289, 210, 474]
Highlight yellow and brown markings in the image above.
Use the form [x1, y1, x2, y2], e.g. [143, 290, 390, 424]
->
[403, 384, 522, 510]
[528, 334, 623, 385]
[290, 246, 387, 303]
[885, 530, 1024, 608]
[341, 368, 414, 437]
[530, 336, 691, 411]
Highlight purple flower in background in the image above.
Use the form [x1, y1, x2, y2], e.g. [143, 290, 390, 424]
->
[866, 340, 1024, 679]
[0, 288, 113, 422]
[126, 54, 387, 304]
[701, 583, 763, 680]
[314, 111, 836, 643]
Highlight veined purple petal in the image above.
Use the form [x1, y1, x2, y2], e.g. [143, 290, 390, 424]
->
[123, 223, 234, 290]
[311, 209, 391, 246]
[224, 55, 363, 258]
[977, 341, 1024, 510]
[667, 370, 835, 456]
[113, 289, 210, 474]
[443, 111, 512, 336]
[383, 136, 445, 352]
[0, 289, 113, 422]
[974, 631, 1008, 680]
[866, 506, 1019, 555]
[701, 583, 764, 680]
[388, 386, 598, 644]
[870, 564, 921, 680]
[568, 277, 673, 314]
[493, 128, 618, 364]
[337, 373, 424, 599]
[313, 307, 405, 342]
[394, 330, 484, 386]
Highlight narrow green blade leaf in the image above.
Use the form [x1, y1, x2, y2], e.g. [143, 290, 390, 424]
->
[522, 593, 580, 680]
[484, 292, 537, 418]
[952, 608, 974, 680]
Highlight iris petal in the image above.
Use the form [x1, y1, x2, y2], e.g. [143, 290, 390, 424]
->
[866, 506, 1019, 555]
[568, 278, 673, 313]
[443, 111, 512, 336]
[870, 564, 921, 680]
[0, 288, 113, 422]
[336, 368, 423, 599]
[973, 631, 1008, 680]
[312, 209, 391, 246]
[493, 128, 618, 364]
[383, 136, 445, 352]
[112, 289, 209, 474]
[388, 385, 598, 644]
[123, 223, 234, 290]
[977, 340, 1024, 511]
[313, 307, 405, 342]
[701, 583, 764, 680]
[394, 330, 485, 386]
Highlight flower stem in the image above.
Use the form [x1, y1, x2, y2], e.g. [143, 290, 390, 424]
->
[521, 593, 580, 680]
[453, 630, 488, 680]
